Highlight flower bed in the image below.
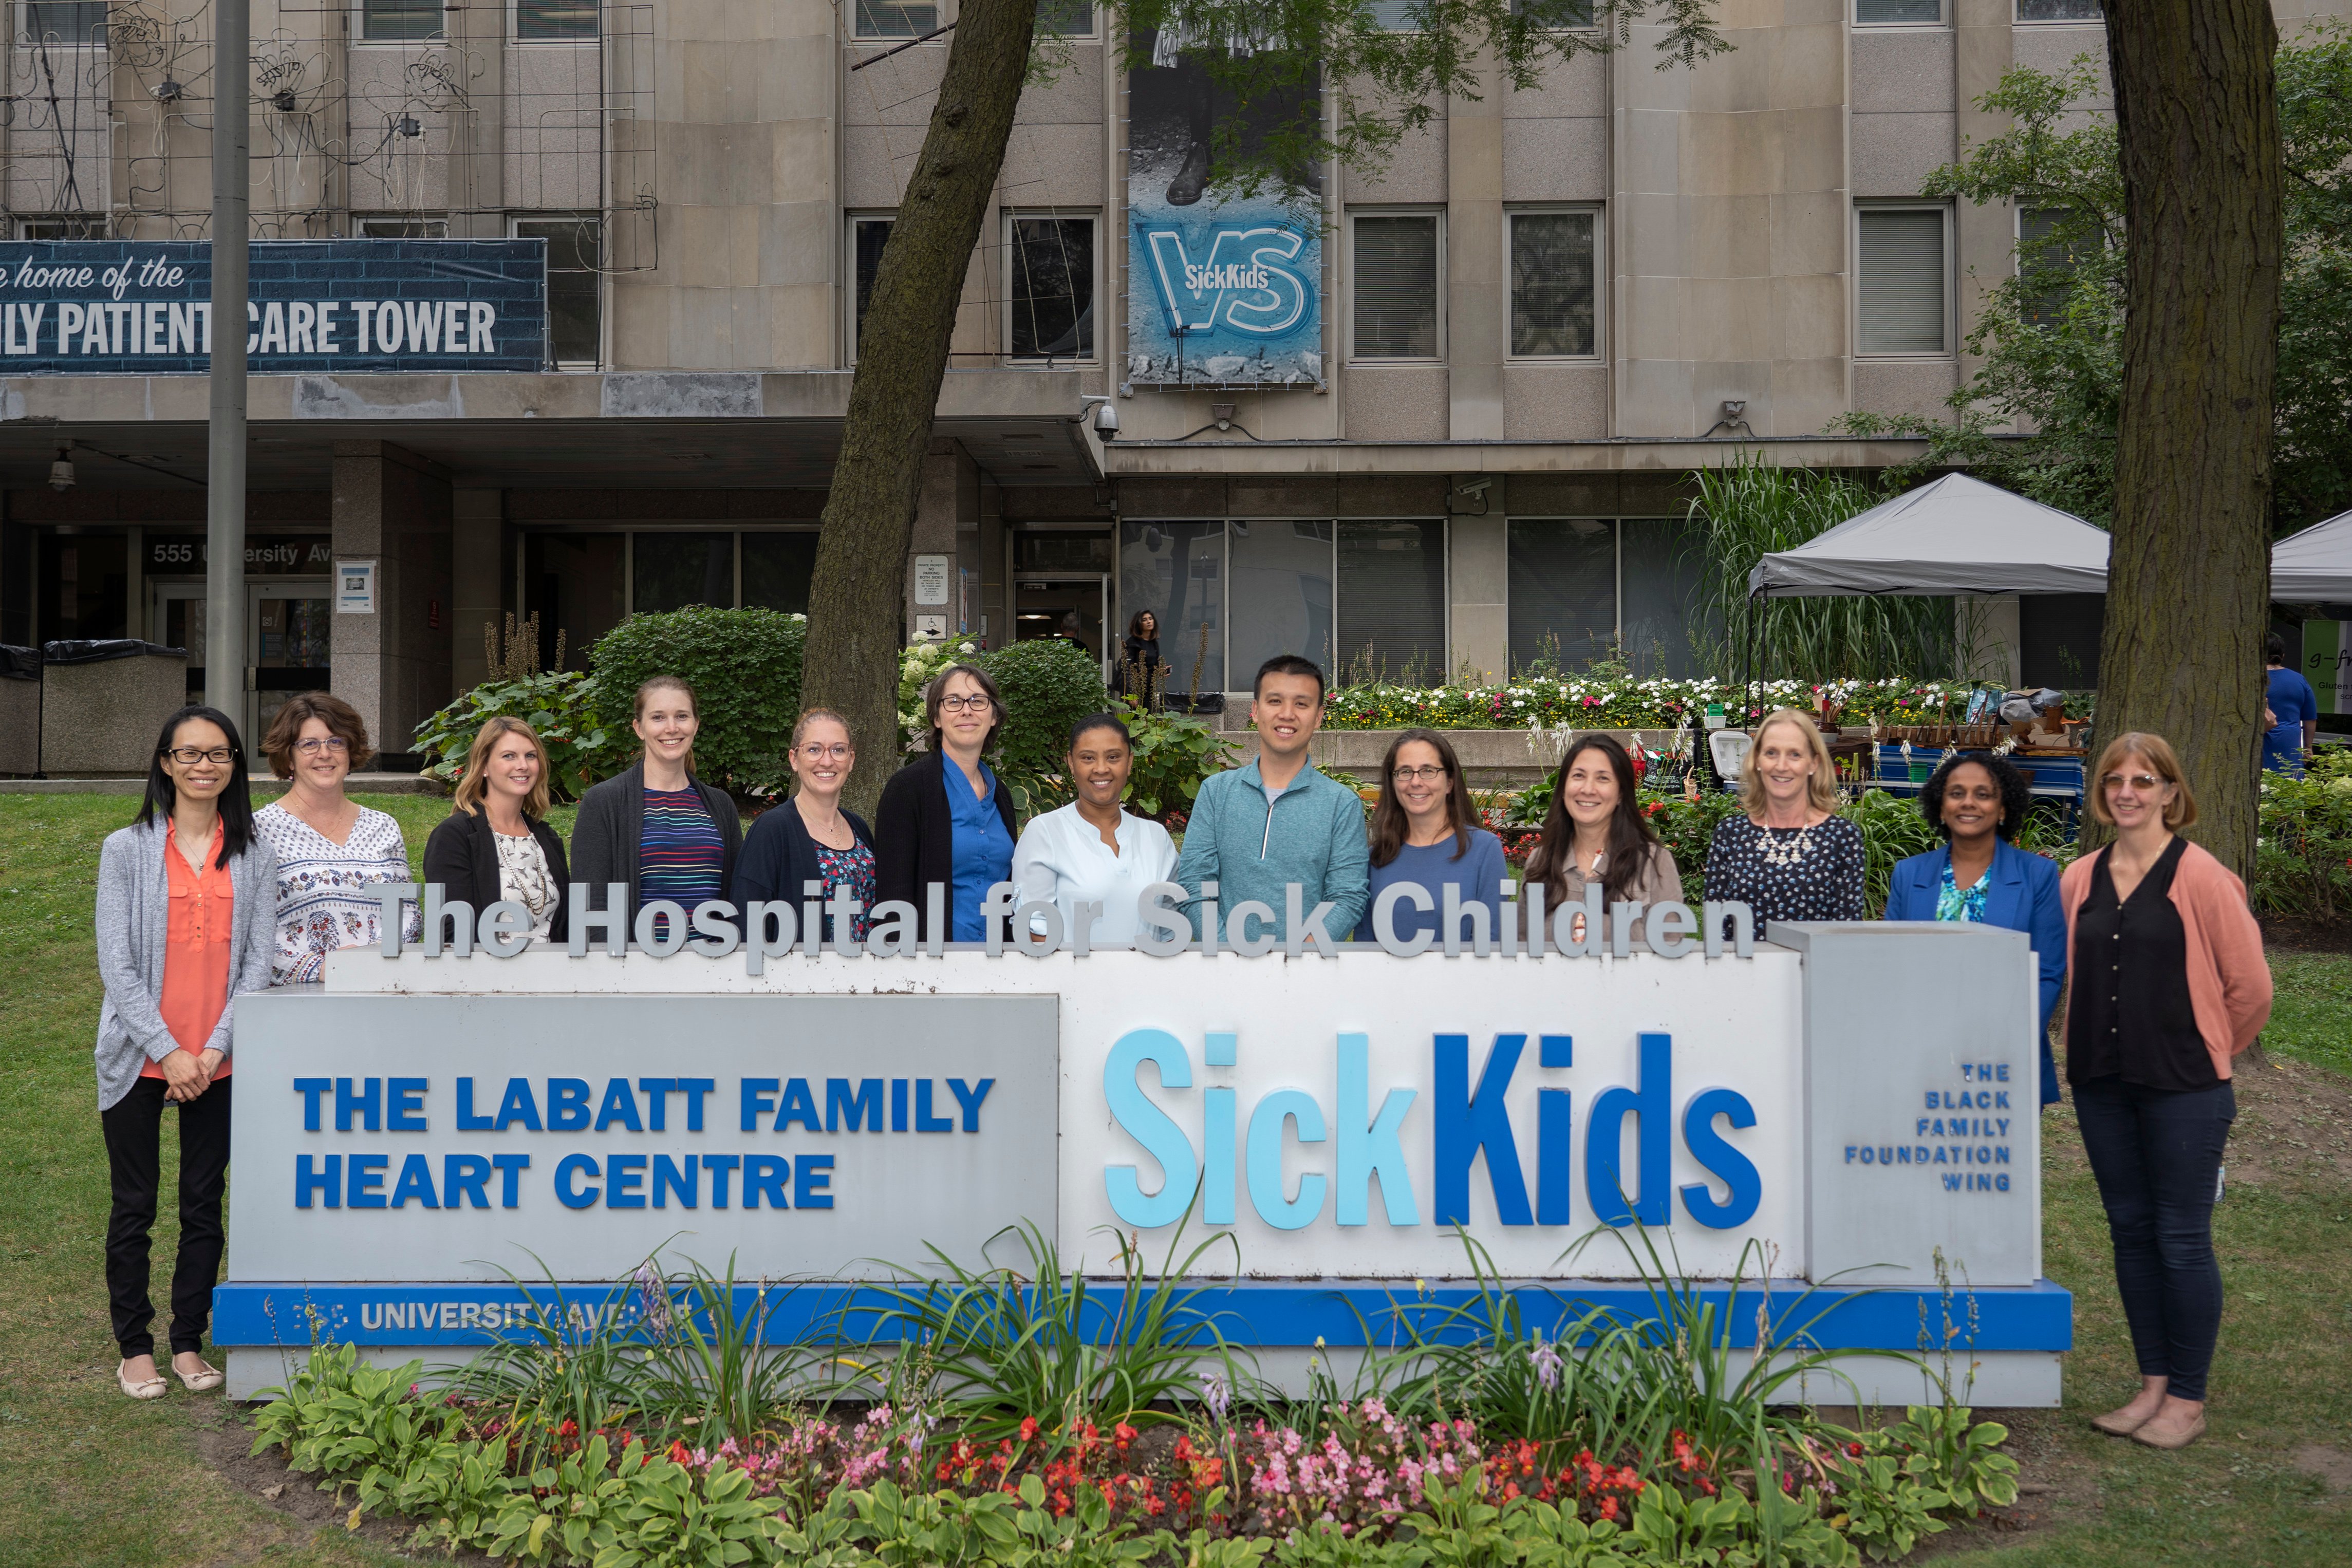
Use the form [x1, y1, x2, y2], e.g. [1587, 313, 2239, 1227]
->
[1321, 678, 1985, 734]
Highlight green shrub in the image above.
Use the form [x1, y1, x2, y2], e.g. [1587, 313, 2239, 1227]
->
[977, 638, 1110, 809]
[587, 607, 808, 798]
[411, 670, 629, 802]
[1116, 698, 1239, 820]
[2254, 748, 2352, 924]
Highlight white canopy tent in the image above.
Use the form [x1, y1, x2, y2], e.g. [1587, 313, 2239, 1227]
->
[2272, 509, 2352, 602]
[1747, 473, 2111, 598]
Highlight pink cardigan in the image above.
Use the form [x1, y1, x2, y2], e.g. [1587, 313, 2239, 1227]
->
[2059, 839, 2273, 1082]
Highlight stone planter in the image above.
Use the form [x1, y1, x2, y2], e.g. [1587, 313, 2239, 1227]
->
[1214, 726, 1694, 787]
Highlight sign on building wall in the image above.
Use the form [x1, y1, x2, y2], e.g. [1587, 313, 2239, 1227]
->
[0, 239, 549, 374]
[1126, 33, 1323, 388]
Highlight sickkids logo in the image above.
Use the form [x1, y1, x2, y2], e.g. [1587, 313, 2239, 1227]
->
[1102, 1029, 1762, 1235]
[1138, 223, 1315, 338]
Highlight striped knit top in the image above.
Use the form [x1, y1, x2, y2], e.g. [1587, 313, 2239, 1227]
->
[639, 786, 725, 913]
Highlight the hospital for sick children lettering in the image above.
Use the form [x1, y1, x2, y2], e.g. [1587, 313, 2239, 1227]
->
[1843, 1062, 2018, 1193]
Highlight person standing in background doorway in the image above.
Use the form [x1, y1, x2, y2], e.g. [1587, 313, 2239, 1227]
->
[2263, 632, 2318, 777]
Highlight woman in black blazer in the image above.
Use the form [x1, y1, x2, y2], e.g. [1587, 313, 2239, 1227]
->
[738, 708, 875, 942]
[422, 717, 572, 941]
[875, 663, 1018, 942]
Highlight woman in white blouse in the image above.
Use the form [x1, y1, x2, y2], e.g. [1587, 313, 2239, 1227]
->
[423, 717, 571, 941]
[251, 692, 419, 985]
[1012, 714, 1178, 946]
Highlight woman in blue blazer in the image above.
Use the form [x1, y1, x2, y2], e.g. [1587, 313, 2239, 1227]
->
[1884, 752, 2067, 1105]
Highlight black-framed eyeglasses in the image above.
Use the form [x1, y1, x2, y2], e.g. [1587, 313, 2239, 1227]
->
[1391, 764, 1449, 783]
[938, 694, 994, 715]
[162, 746, 236, 765]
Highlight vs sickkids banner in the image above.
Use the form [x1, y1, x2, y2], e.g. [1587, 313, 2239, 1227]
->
[0, 238, 549, 374]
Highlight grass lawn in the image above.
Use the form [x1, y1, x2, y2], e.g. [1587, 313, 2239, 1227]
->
[1, 792, 2347, 1566]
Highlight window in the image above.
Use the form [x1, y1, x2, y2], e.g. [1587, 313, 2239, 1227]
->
[741, 533, 818, 614]
[1366, 0, 1416, 29]
[2015, 0, 2097, 19]
[357, 216, 448, 238]
[20, 0, 104, 43]
[632, 533, 735, 614]
[1351, 212, 1441, 361]
[1856, 206, 1949, 356]
[517, 0, 598, 39]
[1336, 521, 1447, 685]
[1037, 0, 1093, 36]
[513, 214, 601, 366]
[1508, 519, 1616, 674]
[1509, 0, 1594, 24]
[361, 0, 442, 41]
[1117, 520, 1226, 695]
[524, 533, 625, 668]
[854, 0, 937, 39]
[16, 215, 103, 239]
[1006, 214, 1095, 362]
[2017, 206, 2092, 327]
[849, 215, 893, 362]
[1854, 0, 1939, 22]
[1230, 519, 1335, 679]
[1509, 209, 1598, 358]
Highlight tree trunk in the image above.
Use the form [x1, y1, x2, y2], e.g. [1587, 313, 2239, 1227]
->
[2095, 0, 2283, 876]
[802, 0, 1037, 819]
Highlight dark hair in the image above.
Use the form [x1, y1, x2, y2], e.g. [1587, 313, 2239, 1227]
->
[1920, 751, 2032, 842]
[1254, 654, 1326, 701]
[925, 662, 1004, 753]
[261, 689, 375, 777]
[138, 705, 256, 868]
[1369, 729, 1472, 867]
[1525, 734, 1661, 907]
[2266, 630, 2288, 664]
[1068, 712, 1132, 752]
[1128, 610, 1159, 640]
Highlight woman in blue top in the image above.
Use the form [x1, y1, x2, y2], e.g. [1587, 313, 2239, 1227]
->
[1883, 751, 2067, 1105]
[1355, 730, 1506, 945]
[875, 663, 1018, 943]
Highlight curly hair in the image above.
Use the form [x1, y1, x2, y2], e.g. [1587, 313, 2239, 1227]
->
[1919, 751, 2032, 841]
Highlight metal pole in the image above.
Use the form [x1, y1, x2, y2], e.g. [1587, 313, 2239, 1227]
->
[203, 0, 249, 719]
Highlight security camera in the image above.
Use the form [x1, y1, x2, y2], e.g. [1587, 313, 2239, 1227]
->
[1093, 401, 1119, 438]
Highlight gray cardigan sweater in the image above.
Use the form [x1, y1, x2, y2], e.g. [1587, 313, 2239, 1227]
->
[94, 816, 280, 1112]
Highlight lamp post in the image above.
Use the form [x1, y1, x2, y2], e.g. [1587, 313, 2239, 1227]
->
[203, 0, 249, 718]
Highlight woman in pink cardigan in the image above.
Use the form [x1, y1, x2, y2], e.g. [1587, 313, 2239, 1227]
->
[2062, 732, 2271, 1453]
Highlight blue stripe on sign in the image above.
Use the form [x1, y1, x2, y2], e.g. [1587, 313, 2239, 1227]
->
[211, 1278, 2073, 1352]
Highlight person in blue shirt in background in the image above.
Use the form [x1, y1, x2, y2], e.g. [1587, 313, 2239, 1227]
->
[1883, 751, 2067, 1105]
[1355, 729, 1504, 944]
[1175, 655, 1370, 947]
[2263, 631, 2318, 777]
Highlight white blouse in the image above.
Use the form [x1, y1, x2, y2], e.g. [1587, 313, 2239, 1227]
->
[494, 829, 561, 936]
[253, 801, 420, 985]
[1011, 801, 1179, 947]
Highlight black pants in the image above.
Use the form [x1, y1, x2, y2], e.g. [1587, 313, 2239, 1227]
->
[2073, 1074, 2233, 1402]
[101, 1076, 233, 1360]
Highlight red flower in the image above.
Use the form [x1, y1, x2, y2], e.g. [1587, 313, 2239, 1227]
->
[1019, 1416, 1040, 1442]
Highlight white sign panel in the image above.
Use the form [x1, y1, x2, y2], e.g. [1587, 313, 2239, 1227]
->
[334, 558, 377, 614]
[913, 554, 951, 606]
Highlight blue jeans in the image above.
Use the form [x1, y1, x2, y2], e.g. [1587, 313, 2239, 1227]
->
[2072, 1075, 2234, 1402]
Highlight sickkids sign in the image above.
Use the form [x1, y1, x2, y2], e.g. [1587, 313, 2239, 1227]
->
[215, 884, 2073, 1406]
[0, 239, 548, 373]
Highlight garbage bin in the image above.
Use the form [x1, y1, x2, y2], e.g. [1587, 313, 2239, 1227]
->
[40, 640, 191, 777]
[0, 645, 38, 776]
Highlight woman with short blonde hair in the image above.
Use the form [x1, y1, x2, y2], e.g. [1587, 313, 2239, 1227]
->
[422, 716, 571, 941]
[1702, 707, 1864, 937]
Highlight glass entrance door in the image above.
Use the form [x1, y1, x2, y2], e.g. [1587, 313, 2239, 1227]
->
[148, 579, 332, 741]
[1012, 575, 1109, 680]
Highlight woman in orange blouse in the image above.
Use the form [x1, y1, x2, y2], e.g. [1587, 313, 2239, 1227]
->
[94, 706, 278, 1400]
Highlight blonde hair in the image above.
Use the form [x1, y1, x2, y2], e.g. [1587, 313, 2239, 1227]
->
[452, 715, 553, 819]
[2087, 731, 2198, 830]
[1739, 707, 1841, 816]
[791, 706, 852, 750]
[632, 675, 699, 776]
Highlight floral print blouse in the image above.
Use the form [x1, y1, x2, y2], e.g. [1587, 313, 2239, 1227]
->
[253, 801, 420, 985]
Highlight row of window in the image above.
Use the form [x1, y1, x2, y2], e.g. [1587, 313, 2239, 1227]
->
[17, 0, 597, 45]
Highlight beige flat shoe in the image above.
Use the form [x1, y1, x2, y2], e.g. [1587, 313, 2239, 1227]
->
[117, 1366, 168, 1401]
[2132, 1412, 2207, 1451]
[2090, 1406, 2151, 1436]
[174, 1358, 225, 1393]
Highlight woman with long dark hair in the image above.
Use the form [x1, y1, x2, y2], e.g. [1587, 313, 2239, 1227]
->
[1354, 729, 1505, 943]
[1520, 733, 1683, 947]
[94, 706, 278, 1399]
[1121, 610, 1165, 705]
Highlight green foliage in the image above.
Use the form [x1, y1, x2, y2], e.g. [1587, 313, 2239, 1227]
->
[1878, 1405, 2019, 1519]
[976, 639, 1111, 812]
[635, 1256, 819, 1448]
[248, 1346, 455, 1489]
[410, 669, 629, 802]
[586, 607, 808, 797]
[2254, 748, 2352, 922]
[1638, 789, 1747, 904]
[1113, 698, 1239, 820]
[901, 637, 985, 742]
[1839, 34, 2352, 531]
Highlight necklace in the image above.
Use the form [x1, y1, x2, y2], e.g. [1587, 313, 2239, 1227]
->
[1757, 820, 1816, 867]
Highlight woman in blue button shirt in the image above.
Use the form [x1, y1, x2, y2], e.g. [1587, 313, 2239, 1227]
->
[1883, 751, 2067, 1105]
[875, 663, 1018, 943]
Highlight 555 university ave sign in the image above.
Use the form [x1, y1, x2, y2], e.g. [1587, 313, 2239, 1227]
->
[0, 239, 548, 372]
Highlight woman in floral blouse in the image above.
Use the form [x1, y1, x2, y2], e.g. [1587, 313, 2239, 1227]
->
[251, 692, 419, 985]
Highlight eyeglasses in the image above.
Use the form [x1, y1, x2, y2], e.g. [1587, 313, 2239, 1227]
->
[162, 746, 235, 765]
[1392, 765, 1449, 783]
[937, 694, 993, 715]
[2101, 772, 2166, 792]
[295, 736, 349, 755]
[797, 742, 852, 761]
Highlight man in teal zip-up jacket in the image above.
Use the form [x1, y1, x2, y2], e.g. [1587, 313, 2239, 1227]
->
[1174, 655, 1370, 946]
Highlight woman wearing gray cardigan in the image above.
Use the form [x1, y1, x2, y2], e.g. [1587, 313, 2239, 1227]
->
[96, 706, 278, 1401]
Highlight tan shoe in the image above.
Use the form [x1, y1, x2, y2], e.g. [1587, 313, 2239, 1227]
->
[2131, 1412, 2207, 1450]
[2090, 1406, 2151, 1436]
[173, 1356, 225, 1393]
[117, 1365, 168, 1401]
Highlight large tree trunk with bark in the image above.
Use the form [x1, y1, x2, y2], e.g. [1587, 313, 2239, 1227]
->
[802, 0, 1037, 819]
[2094, 1, 2283, 876]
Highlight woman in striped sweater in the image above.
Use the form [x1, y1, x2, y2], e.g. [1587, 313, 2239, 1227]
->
[570, 676, 742, 943]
